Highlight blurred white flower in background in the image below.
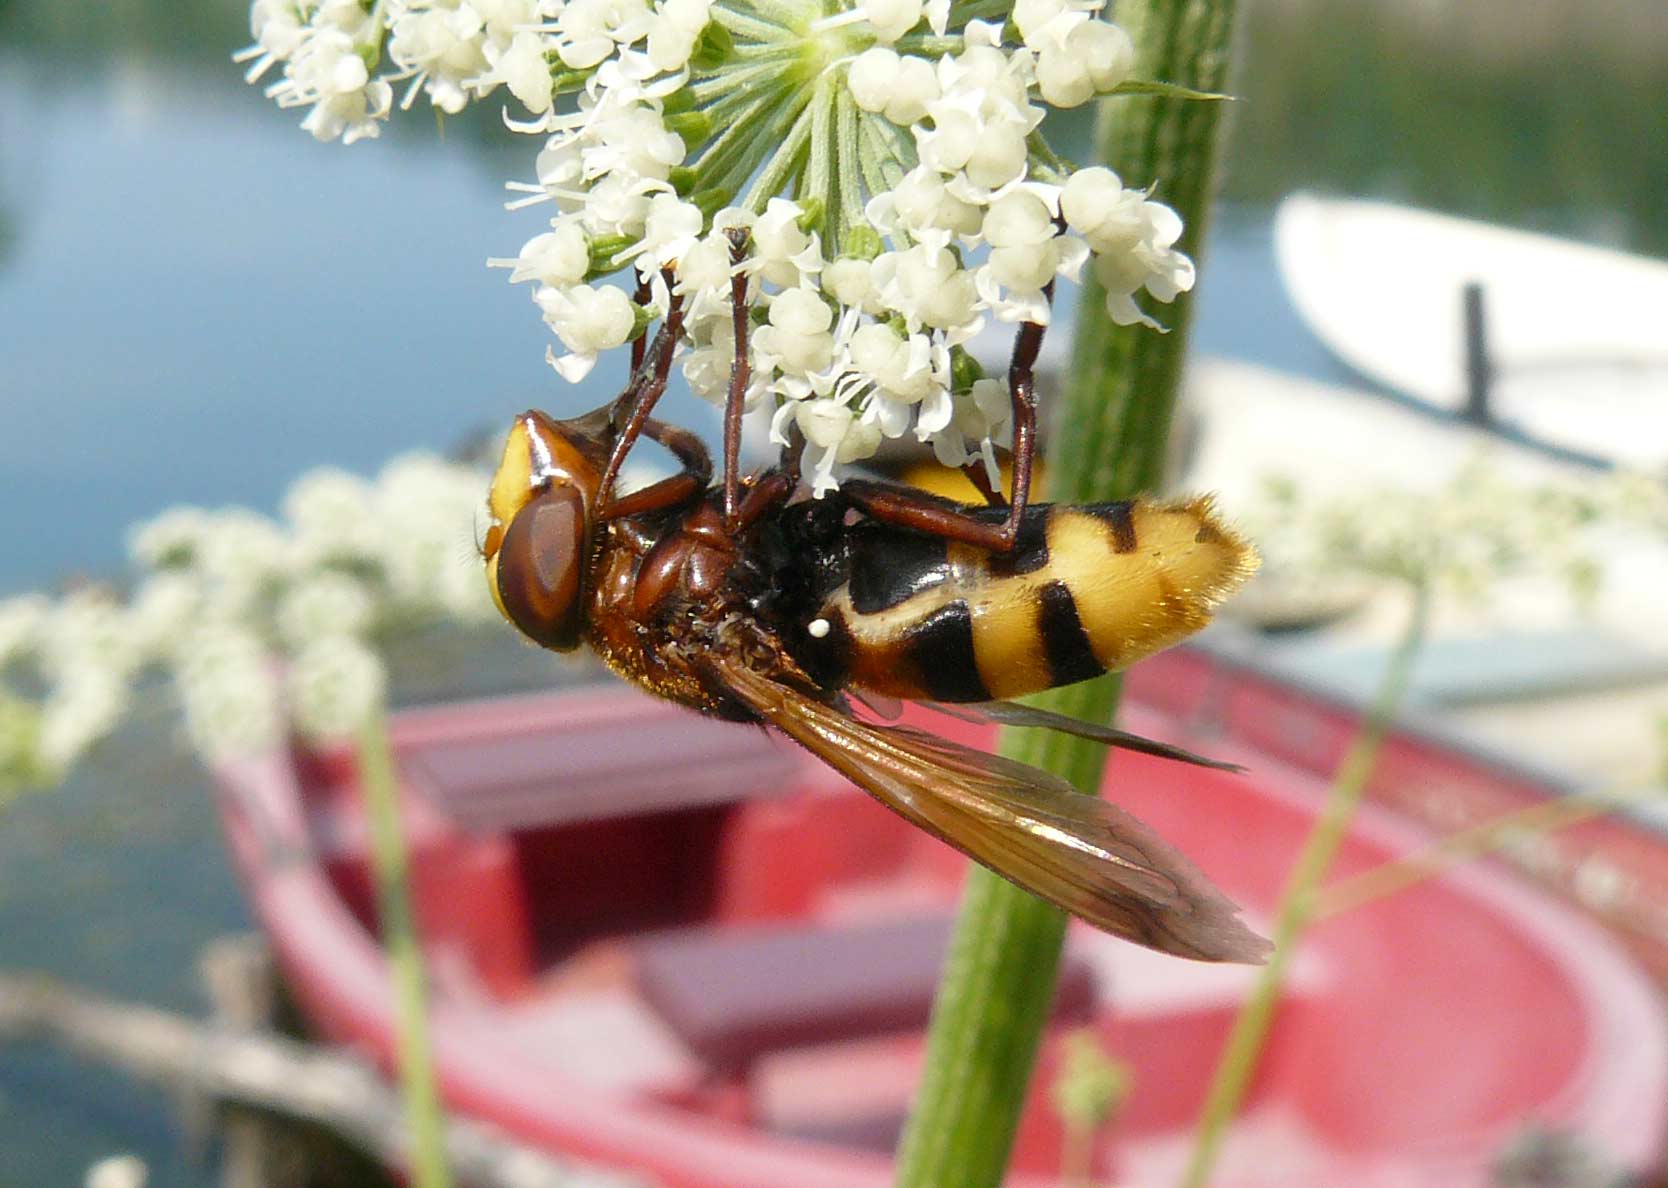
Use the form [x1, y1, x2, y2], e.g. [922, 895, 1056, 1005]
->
[84, 1154, 148, 1188]
[1242, 460, 1668, 604]
[0, 453, 499, 796]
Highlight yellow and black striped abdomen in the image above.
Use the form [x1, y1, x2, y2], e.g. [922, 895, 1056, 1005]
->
[807, 498, 1257, 703]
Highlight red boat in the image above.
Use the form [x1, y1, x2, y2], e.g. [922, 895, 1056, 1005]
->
[213, 644, 1668, 1188]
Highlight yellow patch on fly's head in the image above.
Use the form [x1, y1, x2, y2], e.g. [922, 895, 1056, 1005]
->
[486, 415, 543, 549]
[482, 411, 565, 629]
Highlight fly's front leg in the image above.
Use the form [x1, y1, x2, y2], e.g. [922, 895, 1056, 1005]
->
[733, 468, 797, 529]
[597, 279, 684, 518]
[600, 417, 713, 519]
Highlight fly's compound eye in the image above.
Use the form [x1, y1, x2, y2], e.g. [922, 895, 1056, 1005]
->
[490, 484, 587, 652]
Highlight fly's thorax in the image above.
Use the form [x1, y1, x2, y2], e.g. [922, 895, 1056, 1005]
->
[790, 498, 1257, 703]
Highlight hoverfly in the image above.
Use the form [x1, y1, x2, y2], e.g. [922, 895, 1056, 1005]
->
[479, 252, 1267, 963]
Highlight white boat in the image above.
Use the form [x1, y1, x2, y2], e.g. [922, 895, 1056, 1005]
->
[1274, 194, 1668, 470]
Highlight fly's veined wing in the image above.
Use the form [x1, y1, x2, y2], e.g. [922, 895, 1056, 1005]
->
[926, 700, 1246, 773]
[705, 655, 1271, 963]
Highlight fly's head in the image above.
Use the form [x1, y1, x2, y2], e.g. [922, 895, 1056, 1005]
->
[480, 408, 611, 652]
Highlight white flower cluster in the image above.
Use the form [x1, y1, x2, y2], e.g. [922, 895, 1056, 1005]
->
[242, 0, 1198, 494]
[0, 454, 496, 794]
[1244, 462, 1668, 602]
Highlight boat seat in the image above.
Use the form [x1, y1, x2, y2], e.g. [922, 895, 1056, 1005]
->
[634, 914, 1096, 1071]
[403, 705, 801, 834]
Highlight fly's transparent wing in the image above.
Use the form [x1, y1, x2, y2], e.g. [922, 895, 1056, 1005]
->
[706, 655, 1269, 963]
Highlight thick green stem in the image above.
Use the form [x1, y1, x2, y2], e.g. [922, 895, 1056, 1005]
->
[1180, 583, 1430, 1188]
[891, 4, 1242, 1186]
[357, 712, 454, 1188]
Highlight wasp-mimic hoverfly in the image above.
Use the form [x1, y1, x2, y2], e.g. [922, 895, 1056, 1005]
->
[478, 394, 1268, 963]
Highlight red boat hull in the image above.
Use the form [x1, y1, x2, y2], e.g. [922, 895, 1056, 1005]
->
[214, 646, 1668, 1187]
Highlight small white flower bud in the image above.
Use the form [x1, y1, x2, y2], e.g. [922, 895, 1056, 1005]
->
[887, 55, 941, 125]
[1013, 0, 1068, 43]
[769, 285, 834, 335]
[863, 0, 924, 43]
[1060, 166, 1126, 240]
[891, 166, 982, 237]
[1080, 20, 1134, 92]
[752, 198, 822, 287]
[988, 241, 1060, 291]
[835, 417, 882, 463]
[498, 31, 554, 115]
[964, 126, 1029, 190]
[847, 48, 900, 114]
[982, 191, 1056, 248]
[797, 399, 854, 449]
[539, 283, 638, 354]
[495, 221, 590, 287]
[824, 258, 876, 309]
[1036, 41, 1095, 108]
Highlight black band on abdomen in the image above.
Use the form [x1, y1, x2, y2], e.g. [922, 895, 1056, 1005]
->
[905, 600, 991, 702]
[1037, 580, 1105, 686]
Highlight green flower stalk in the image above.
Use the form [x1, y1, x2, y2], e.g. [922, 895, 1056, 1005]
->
[893, 2, 1243, 1186]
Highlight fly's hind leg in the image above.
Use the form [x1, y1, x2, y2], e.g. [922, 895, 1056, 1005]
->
[833, 306, 1049, 552]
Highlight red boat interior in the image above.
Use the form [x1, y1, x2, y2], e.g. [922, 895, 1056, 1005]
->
[244, 647, 1666, 1187]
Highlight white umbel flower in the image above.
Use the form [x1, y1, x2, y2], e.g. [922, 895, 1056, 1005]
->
[241, 0, 1201, 493]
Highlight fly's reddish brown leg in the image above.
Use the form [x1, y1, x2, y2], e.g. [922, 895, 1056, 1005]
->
[778, 422, 804, 487]
[836, 477, 1012, 544]
[629, 274, 652, 374]
[831, 306, 1050, 551]
[596, 282, 685, 517]
[600, 417, 713, 519]
[721, 227, 752, 534]
[734, 468, 796, 528]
